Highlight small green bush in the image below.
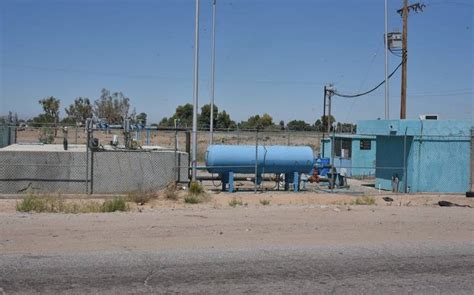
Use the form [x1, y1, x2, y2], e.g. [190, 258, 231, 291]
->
[101, 197, 128, 212]
[229, 197, 244, 208]
[189, 181, 204, 195]
[184, 195, 201, 204]
[351, 196, 376, 206]
[259, 199, 271, 206]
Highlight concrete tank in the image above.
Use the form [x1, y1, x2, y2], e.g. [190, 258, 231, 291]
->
[205, 145, 314, 174]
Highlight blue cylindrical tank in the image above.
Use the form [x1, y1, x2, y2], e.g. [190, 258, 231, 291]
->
[205, 145, 314, 174]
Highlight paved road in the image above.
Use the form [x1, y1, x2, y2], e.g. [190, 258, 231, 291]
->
[1, 243, 473, 294]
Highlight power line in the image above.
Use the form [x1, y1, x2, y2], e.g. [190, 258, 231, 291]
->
[330, 61, 403, 98]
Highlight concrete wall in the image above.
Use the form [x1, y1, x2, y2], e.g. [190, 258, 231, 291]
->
[0, 150, 87, 193]
[91, 150, 188, 194]
[0, 147, 189, 194]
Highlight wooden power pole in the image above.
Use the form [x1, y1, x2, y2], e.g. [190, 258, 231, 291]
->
[397, 1, 425, 119]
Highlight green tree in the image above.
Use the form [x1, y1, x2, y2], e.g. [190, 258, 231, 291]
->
[198, 104, 218, 129]
[319, 115, 336, 132]
[173, 104, 193, 127]
[216, 110, 235, 129]
[93, 89, 130, 124]
[239, 113, 274, 130]
[33, 96, 60, 126]
[64, 97, 93, 125]
[287, 120, 311, 131]
[260, 113, 273, 128]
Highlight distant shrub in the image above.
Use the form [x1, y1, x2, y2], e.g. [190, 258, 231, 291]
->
[101, 197, 128, 212]
[189, 181, 204, 195]
[351, 196, 376, 206]
[259, 199, 271, 206]
[184, 195, 201, 204]
[229, 197, 244, 208]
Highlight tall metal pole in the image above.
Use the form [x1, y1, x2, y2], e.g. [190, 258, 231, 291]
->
[322, 86, 327, 158]
[209, 0, 216, 144]
[191, 0, 200, 181]
[400, 0, 408, 119]
[384, 0, 389, 119]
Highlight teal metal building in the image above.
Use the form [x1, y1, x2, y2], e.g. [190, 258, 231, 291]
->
[321, 119, 471, 193]
[321, 134, 376, 178]
[358, 119, 471, 193]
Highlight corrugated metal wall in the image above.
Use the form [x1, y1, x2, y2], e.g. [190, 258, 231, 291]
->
[471, 128, 473, 192]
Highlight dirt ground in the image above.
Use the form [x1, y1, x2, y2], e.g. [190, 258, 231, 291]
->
[1, 190, 473, 255]
[1, 191, 473, 213]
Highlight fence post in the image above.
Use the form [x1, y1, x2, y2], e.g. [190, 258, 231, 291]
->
[75, 126, 78, 144]
[254, 129, 259, 193]
[403, 127, 408, 193]
[330, 128, 335, 193]
[90, 148, 94, 194]
[174, 128, 178, 183]
[85, 130, 89, 194]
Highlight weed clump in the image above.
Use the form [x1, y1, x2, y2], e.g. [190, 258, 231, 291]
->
[259, 199, 271, 206]
[189, 181, 204, 195]
[101, 197, 128, 212]
[184, 195, 201, 204]
[184, 182, 207, 204]
[127, 191, 155, 205]
[16, 193, 129, 213]
[164, 183, 179, 200]
[351, 196, 376, 206]
[229, 197, 244, 208]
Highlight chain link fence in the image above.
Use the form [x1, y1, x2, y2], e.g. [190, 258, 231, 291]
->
[1, 123, 471, 195]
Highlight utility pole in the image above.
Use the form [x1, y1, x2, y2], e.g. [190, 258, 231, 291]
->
[327, 88, 332, 135]
[209, 0, 216, 145]
[397, 1, 425, 119]
[191, 0, 200, 182]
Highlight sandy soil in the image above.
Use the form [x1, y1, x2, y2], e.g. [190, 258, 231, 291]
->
[1, 192, 472, 255]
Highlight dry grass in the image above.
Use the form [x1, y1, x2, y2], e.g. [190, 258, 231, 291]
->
[184, 182, 209, 204]
[164, 183, 179, 200]
[16, 193, 129, 213]
[259, 199, 271, 206]
[127, 191, 156, 205]
[351, 196, 376, 206]
[229, 197, 245, 208]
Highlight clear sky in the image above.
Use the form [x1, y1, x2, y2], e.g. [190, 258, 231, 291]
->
[1, 0, 472, 124]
